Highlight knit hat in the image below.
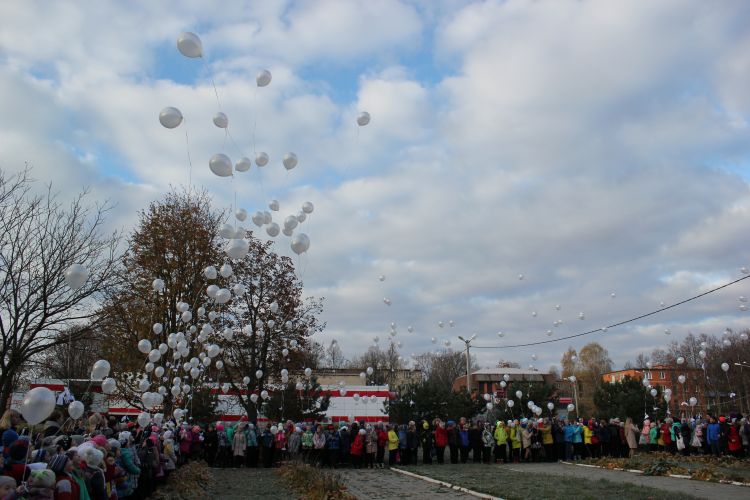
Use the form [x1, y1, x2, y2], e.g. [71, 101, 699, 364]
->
[107, 439, 121, 449]
[28, 469, 55, 488]
[92, 435, 108, 448]
[422, 421, 429, 430]
[9, 439, 28, 461]
[49, 454, 70, 474]
[2, 429, 18, 448]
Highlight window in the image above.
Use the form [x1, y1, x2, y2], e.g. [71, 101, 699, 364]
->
[646, 372, 652, 380]
[660, 372, 665, 380]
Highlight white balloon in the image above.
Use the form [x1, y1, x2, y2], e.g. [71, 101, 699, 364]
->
[291, 233, 310, 255]
[154, 366, 165, 377]
[235, 208, 248, 222]
[507, 400, 515, 408]
[263, 211, 272, 224]
[220, 263, 233, 278]
[215, 360, 224, 369]
[101, 378, 116, 394]
[567, 404, 575, 412]
[547, 402, 554, 411]
[137, 412, 151, 427]
[678, 374, 686, 384]
[282, 227, 293, 237]
[91, 360, 111, 379]
[296, 211, 306, 223]
[158, 107, 183, 129]
[181, 311, 192, 323]
[515, 390, 523, 399]
[145, 362, 154, 372]
[721, 362, 730, 372]
[255, 370, 263, 379]
[213, 112, 228, 128]
[357, 111, 371, 126]
[152, 323, 163, 335]
[176, 32, 202, 58]
[209, 153, 233, 177]
[269, 199, 279, 211]
[304, 367, 312, 377]
[190, 367, 200, 378]
[301, 201, 314, 214]
[225, 239, 249, 259]
[148, 349, 161, 363]
[215, 288, 231, 304]
[256, 69, 272, 87]
[250, 393, 259, 403]
[366, 366, 374, 376]
[152, 278, 165, 292]
[650, 388, 658, 397]
[255, 152, 269, 167]
[282, 348, 289, 357]
[676, 356, 685, 365]
[64, 264, 89, 290]
[689, 397, 698, 406]
[138, 378, 150, 392]
[284, 215, 299, 230]
[20, 387, 56, 425]
[261, 390, 269, 400]
[235, 157, 252, 172]
[219, 224, 234, 239]
[138, 339, 152, 354]
[68, 400, 84, 420]
[283, 152, 298, 170]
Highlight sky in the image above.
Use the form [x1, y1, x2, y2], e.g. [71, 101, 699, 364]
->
[1, 0, 750, 374]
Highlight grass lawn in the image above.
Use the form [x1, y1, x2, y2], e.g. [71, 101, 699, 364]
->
[399, 464, 699, 500]
[581, 452, 750, 483]
[209, 467, 297, 499]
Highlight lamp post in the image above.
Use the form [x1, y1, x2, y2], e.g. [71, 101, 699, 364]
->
[568, 375, 579, 415]
[458, 334, 477, 395]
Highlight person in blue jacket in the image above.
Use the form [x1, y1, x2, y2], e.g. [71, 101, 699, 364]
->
[706, 416, 722, 457]
[563, 421, 576, 461]
[458, 418, 470, 463]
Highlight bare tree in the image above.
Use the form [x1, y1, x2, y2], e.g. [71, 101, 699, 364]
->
[30, 325, 103, 381]
[0, 168, 120, 410]
[324, 340, 347, 369]
[413, 349, 476, 389]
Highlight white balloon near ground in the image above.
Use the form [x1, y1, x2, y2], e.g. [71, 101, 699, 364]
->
[159, 107, 183, 129]
[256, 69, 272, 87]
[21, 387, 56, 425]
[176, 32, 202, 58]
[283, 153, 298, 170]
[357, 111, 370, 126]
[235, 157, 252, 173]
[213, 112, 228, 128]
[255, 152, 269, 167]
[209, 153, 233, 177]
[64, 264, 89, 290]
[291, 233, 310, 255]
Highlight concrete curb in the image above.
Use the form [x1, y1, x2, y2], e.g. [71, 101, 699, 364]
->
[561, 461, 750, 487]
[390, 467, 502, 500]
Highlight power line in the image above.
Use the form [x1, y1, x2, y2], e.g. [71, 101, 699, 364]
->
[471, 274, 750, 350]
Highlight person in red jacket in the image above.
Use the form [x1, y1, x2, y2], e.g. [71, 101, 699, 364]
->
[375, 423, 388, 469]
[434, 419, 448, 465]
[728, 420, 742, 456]
[350, 429, 365, 468]
[49, 454, 81, 500]
[660, 421, 673, 453]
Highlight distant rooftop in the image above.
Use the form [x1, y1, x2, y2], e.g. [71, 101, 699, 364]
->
[471, 367, 550, 376]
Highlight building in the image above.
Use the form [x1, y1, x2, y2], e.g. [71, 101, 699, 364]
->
[602, 366, 706, 414]
[452, 368, 557, 396]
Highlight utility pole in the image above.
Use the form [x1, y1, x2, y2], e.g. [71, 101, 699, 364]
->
[458, 334, 477, 395]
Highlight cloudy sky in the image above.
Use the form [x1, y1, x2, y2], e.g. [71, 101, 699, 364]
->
[2, 0, 750, 373]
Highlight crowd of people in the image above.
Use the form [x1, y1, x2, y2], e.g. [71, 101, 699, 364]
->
[199, 413, 750, 468]
[2, 406, 749, 499]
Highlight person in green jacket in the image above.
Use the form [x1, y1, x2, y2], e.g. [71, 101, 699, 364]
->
[648, 421, 658, 452]
[301, 425, 314, 464]
[493, 421, 508, 463]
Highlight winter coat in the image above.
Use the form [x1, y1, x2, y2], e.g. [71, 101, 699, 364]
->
[583, 425, 592, 445]
[728, 425, 742, 452]
[541, 425, 553, 445]
[339, 429, 351, 454]
[468, 428, 482, 448]
[493, 425, 508, 446]
[302, 430, 313, 449]
[54, 473, 80, 500]
[83, 465, 107, 500]
[246, 427, 258, 447]
[649, 426, 657, 444]
[625, 423, 639, 449]
[407, 430, 418, 450]
[707, 423, 721, 445]
[313, 431, 326, 449]
[350, 434, 364, 456]
[397, 428, 407, 449]
[435, 426, 448, 448]
[572, 425, 583, 444]
[459, 428, 469, 447]
[419, 429, 433, 451]
[387, 430, 399, 451]
[366, 429, 378, 454]
[482, 429, 494, 448]
[232, 429, 247, 457]
[376, 429, 388, 448]
[509, 427, 521, 449]
[287, 432, 301, 455]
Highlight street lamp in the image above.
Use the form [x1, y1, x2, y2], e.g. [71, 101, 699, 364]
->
[458, 334, 477, 395]
[568, 375, 579, 416]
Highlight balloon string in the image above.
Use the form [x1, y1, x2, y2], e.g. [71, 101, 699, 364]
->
[226, 129, 246, 158]
[252, 88, 258, 155]
[211, 77, 222, 110]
